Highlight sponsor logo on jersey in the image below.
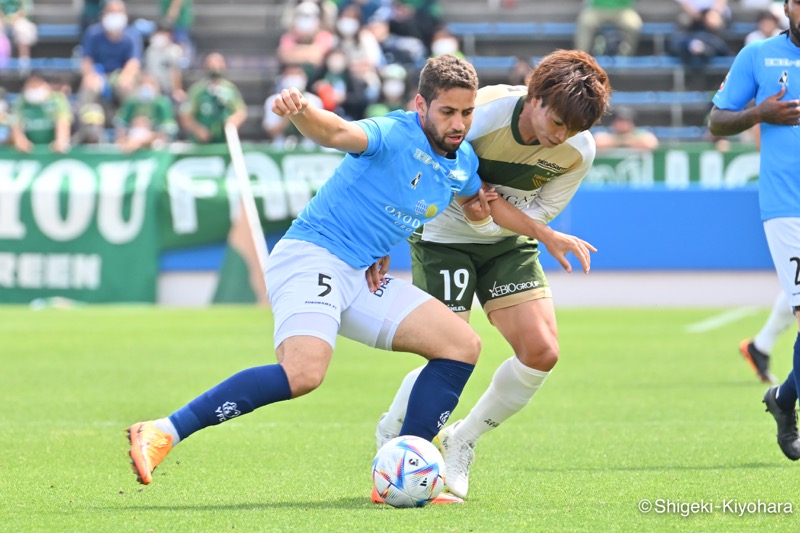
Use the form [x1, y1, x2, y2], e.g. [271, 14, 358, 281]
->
[536, 159, 567, 173]
[719, 72, 729, 91]
[489, 279, 540, 298]
[410, 172, 421, 189]
[448, 305, 467, 312]
[384, 205, 423, 232]
[780, 70, 789, 86]
[766, 58, 800, 68]
[446, 169, 469, 182]
[413, 148, 440, 170]
[372, 276, 394, 298]
[415, 199, 438, 218]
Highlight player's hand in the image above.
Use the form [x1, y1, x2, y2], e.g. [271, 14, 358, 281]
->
[540, 230, 597, 274]
[461, 187, 496, 221]
[366, 255, 390, 293]
[758, 85, 800, 126]
[271, 88, 309, 118]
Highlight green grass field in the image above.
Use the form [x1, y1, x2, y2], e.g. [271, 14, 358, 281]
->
[1, 305, 798, 532]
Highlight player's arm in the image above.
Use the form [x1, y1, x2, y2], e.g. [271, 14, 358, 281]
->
[709, 86, 800, 136]
[271, 87, 368, 154]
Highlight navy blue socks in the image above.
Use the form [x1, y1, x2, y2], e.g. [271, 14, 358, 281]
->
[400, 358, 475, 441]
[776, 332, 800, 411]
[168, 364, 292, 440]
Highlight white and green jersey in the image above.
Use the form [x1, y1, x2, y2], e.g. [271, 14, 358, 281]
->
[419, 84, 595, 244]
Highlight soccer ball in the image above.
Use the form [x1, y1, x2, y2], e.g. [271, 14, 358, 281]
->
[372, 435, 445, 508]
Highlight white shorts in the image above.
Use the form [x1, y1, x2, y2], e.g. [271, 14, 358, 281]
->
[264, 239, 432, 350]
[763, 217, 800, 309]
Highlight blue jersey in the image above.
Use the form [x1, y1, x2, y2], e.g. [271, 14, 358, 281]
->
[284, 110, 482, 268]
[712, 32, 800, 221]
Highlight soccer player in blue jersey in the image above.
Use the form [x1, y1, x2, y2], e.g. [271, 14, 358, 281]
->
[709, 0, 800, 461]
[127, 54, 524, 488]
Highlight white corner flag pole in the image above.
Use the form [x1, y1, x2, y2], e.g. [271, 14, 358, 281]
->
[225, 123, 269, 275]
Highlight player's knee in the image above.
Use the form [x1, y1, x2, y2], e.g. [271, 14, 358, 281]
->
[453, 330, 481, 365]
[518, 341, 559, 372]
[285, 366, 326, 397]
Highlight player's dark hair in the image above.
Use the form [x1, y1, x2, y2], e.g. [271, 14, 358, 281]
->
[525, 49, 612, 132]
[418, 54, 478, 104]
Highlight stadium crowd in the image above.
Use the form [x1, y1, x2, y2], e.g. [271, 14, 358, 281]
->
[0, 0, 783, 151]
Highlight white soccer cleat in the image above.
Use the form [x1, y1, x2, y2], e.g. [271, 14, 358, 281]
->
[435, 420, 475, 499]
[375, 412, 398, 452]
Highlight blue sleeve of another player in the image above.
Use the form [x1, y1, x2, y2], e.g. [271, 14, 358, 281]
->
[712, 45, 758, 111]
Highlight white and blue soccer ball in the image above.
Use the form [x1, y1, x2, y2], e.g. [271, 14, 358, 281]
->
[372, 435, 445, 508]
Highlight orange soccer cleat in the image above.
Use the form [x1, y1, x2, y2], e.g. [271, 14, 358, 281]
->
[370, 486, 464, 505]
[127, 421, 173, 485]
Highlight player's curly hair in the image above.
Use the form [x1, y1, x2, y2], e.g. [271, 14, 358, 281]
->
[418, 54, 479, 104]
[525, 49, 611, 132]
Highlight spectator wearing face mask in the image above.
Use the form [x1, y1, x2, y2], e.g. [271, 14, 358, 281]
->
[363, 15, 426, 67]
[180, 52, 247, 143]
[335, 4, 384, 71]
[10, 72, 72, 153]
[278, 1, 335, 79]
[145, 24, 185, 103]
[429, 28, 463, 58]
[0, 0, 37, 69]
[79, 0, 142, 108]
[114, 74, 177, 152]
[263, 63, 323, 149]
[158, 0, 194, 66]
[365, 63, 410, 117]
[281, 0, 338, 32]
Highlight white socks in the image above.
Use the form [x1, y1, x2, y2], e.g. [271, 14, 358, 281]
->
[381, 366, 424, 436]
[154, 417, 181, 445]
[454, 356, 549, 446]
[754, 291, 794, 355]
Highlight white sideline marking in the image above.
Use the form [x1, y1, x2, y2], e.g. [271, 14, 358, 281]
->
[685, 308, 761, 333]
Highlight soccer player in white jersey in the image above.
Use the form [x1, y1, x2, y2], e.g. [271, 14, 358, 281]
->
[126, 55, 542, 488]
[709, 0, 800, 461]
[375, 50, 612, 499]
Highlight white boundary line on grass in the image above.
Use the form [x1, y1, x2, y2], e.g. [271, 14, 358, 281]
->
[684, 307, 761, 333]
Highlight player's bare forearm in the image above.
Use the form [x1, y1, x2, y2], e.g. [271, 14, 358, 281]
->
[708, 106, 759, 137]
[272, 88, 368, 153]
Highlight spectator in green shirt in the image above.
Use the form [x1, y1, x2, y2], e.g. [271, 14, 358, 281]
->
[575, 0, 643, 56]
[159, 0, 194, 66]
[10, 73, 72, 153]
[179, 52, 247, 143]
[114, 74, 177, 152]
[1, 0, 38, 66]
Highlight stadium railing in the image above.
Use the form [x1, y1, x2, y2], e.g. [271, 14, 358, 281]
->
[447, 21, 757, 56]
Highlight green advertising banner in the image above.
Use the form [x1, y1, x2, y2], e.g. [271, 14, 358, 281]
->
[0, 142, 761, 304]
[0, 147, 167, 304]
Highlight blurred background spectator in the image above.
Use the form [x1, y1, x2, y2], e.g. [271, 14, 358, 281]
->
[364, 62, 410, 117]
[78, 0, 142, 112]
[508, 57, 532, 86]
[429, 26, 462, 57]
[72, 102, 109, 145]
[575, 0, 642, 57]
[114, 73, 177, 152]
[335, 0, 386, 25]
[158, 0, 194, 67]
[594, 106, 659, 151]
[1, 0, 38, 69]
[0, 87, 10, 145]
[10, 72, 72, 153]
[179, 52, 246, 143]
[387, 0, 444, 52]
[282, 0, 339, 32]
[278, 1, 335, 79]
[0, 20, 11, 67]
[80, 0, 105, 32]
[335, 3, 384, 69]
[263, 63, 323, 149]
[744, 9, 782, 45]
[669, 0, 731, 70]
[145, 23, 185, 103]
[364, 14, 425, 67]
